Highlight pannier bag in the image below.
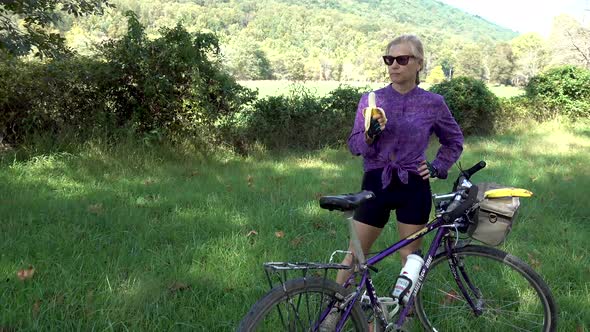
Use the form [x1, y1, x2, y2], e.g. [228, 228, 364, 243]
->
[468, 182, 521, 246]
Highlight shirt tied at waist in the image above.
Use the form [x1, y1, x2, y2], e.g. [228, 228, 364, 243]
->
[381, 159, 413, 189]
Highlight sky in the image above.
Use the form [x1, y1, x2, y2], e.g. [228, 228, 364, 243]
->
[438, 0, 589, 37]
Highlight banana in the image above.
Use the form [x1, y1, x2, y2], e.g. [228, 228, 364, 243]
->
[363, 91, 387, 132]
[484, 188, 534, 199]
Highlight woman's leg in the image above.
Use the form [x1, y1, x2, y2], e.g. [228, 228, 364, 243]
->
[396, 222, 427, 265]
[336, 220, 383, 284]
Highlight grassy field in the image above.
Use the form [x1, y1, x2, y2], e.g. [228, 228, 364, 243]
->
[1, 119, 588, 331]
[239, 80, 524, 99]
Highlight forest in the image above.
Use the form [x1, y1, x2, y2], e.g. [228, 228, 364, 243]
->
[3, 0, 589, 84]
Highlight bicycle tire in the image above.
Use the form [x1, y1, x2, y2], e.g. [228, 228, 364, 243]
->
[415, 245, 557, 332]
[238, 277, 369, 332]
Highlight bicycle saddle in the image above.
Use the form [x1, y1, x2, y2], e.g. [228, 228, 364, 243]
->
[319, 190, 375, 211]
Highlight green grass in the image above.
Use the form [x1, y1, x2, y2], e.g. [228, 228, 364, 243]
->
[1, 119, 588, 331]
[239, 80, 524, 98]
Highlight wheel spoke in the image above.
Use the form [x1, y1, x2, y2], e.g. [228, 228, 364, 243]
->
[241, 277, 367, 331]
[414, 246, 554, 331]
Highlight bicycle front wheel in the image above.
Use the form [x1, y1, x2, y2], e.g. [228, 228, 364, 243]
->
[238, 277, 369, 332]
[415, 245, 557, 332]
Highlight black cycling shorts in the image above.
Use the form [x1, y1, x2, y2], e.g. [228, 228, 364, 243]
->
[353, 168, 432, 228]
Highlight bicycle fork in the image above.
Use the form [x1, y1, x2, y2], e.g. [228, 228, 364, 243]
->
[445, 237, 484, 316]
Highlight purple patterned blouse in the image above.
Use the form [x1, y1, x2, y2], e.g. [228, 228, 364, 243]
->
[348, 85, 464, 189]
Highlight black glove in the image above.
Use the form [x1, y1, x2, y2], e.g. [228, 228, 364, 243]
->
[426, 161, 439, 178]
[366, 118, 382, 140]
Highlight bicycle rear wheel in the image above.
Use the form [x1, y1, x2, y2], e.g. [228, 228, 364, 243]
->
[415, 245, 557, 332]
[238, 277, 368, 332]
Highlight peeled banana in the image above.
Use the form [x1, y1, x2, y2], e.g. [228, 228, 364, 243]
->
[363, 91, 387, 132]
[484, 188, 534, 198]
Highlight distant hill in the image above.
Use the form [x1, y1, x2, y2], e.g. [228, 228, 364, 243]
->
[64, 0, 519, 80]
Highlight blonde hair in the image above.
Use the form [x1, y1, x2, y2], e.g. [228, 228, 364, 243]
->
[385, 34, 425, 85]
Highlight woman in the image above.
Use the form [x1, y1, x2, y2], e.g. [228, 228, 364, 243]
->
[327, 35, 464, 329]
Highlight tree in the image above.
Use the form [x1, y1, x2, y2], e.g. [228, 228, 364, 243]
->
[426, 65, 445, 84]
[0, 0, 113, 58]
[511, 33, 548, 84]
[438, 37, 465, 80]
[455, 43, 484, 79]
[224, 35, 272, 80]
[489, 42, 516, 85]
[548, 14, 590, 69]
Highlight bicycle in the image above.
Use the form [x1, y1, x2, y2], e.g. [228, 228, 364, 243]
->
[238, 161, 557, 331]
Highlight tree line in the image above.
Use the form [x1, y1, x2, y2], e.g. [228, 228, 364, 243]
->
[3, 0, 588, 86]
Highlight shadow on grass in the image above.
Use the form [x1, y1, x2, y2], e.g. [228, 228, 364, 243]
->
[0, 144, 364, 330]
[1, 131, 588, 330]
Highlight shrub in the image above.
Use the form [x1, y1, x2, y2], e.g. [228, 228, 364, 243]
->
[525, 65, 590, 118]
[98, 11, 256, 139]
[242, 84, 364, 150]
[430, 77, 501, 135]
[0, 11, 257, 147]
[0, 56, 111, 144]
[495, 96, 548, 132]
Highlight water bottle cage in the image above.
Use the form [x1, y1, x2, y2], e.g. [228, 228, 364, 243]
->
[392, 275, 413, 302]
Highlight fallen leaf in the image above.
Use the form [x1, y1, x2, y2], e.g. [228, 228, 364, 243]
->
[226, 185, 233, 192]
[473, 265, 481, 272]
[329, 230, 337, 236]
[32, 300, 41, 317]
[576, 324, 584, 332]
[87, 203, 103, 215]
[246, 230, 258, 237]
[247, 175, 254, 187]
[275, 231, 285, 238]
[441, 289, 460, 305]
[17, 266, 35, 281]
[314, 192, 323, 200]
[168, 281, 190, 293]
[144, 178, 155, 185]
[291, 237, 304, 247]
[529, 176, 538, 182]
[313, 222, 323, 229]
[527, 253, 541, 269]
[189, 171, 200, 177]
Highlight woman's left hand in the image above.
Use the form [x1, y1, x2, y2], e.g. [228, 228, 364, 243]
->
[417, 160, 430, 180]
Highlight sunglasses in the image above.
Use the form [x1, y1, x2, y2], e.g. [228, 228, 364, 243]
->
[382, 55, 415, 66]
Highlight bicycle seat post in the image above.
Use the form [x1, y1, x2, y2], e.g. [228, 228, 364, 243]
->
[343, 211, 366, 265]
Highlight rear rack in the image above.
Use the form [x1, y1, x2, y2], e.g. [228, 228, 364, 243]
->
[263, 261, 352, 293]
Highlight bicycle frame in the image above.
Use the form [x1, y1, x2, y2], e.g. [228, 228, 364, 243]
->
[327, 212, 478, 332]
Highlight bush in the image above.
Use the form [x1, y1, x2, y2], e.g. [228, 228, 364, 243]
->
[98, 11, 256, 139]
[525, 65, 590, 118]
[0, 56, 111, 144]
[242, 84, 364, 150]
[0, 11, 257, 147]
[430, 77, 501, 135]
[495, 96, 548, 132]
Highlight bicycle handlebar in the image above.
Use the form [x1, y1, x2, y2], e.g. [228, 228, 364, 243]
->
[442, 185, 479, 222]
[444, 160, 486, 222]
[453, 160, 486, 191]
[463, 160, 487, 179]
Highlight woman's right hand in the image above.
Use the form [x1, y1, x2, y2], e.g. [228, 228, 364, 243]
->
[365, 113, 386, 144]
